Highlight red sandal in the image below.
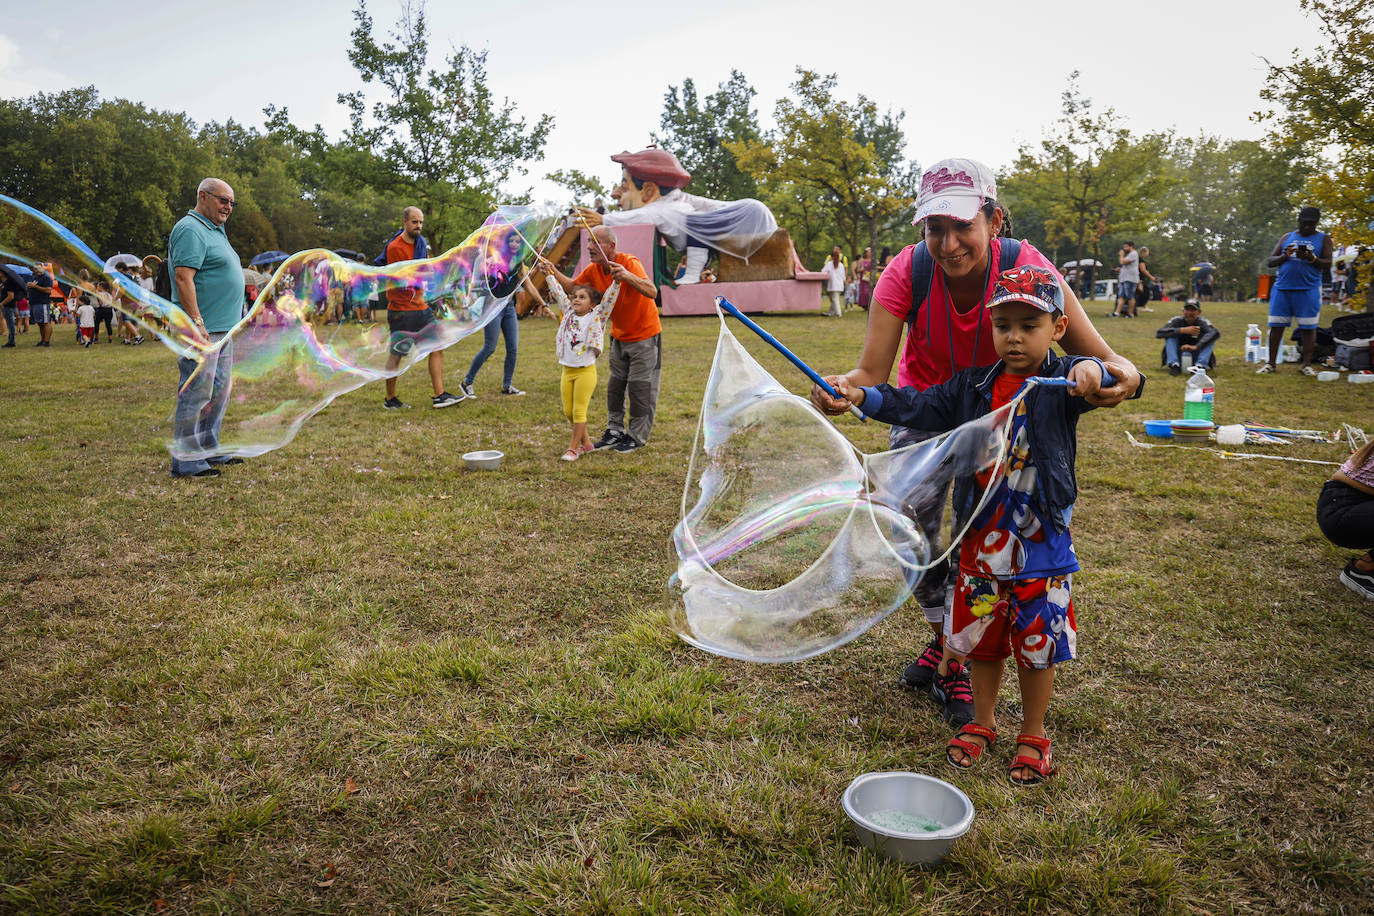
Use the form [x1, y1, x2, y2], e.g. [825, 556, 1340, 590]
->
[946, 722, 997, 770]
[1009, 733, 1056, 786]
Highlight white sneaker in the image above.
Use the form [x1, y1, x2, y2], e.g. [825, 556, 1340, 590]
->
[459, 381, 476, 399]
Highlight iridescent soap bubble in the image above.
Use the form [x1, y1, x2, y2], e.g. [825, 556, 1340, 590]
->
[669, 313, 1019, 663]
[0, 197, 552, 461]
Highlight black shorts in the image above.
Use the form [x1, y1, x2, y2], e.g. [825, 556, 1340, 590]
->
[387, 307, 437, 356]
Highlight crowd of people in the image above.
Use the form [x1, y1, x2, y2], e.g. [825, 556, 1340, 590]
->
[2, 259, 153, 349]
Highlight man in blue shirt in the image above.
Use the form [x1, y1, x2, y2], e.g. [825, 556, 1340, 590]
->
[168, 177, 245, 478]
[26, 266, 53, 347]
[1259, 205, 1332, 376]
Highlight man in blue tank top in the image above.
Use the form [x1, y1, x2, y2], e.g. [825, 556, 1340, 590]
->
[1259, 206, 1332, 376]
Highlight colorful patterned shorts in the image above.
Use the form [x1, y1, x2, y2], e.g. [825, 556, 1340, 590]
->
[947, 571, 1076, 669]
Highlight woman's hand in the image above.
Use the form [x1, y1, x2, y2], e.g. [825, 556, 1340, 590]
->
[810, 374, 854, 415]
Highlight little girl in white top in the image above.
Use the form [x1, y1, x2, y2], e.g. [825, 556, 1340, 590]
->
[548, 276, 620, 460]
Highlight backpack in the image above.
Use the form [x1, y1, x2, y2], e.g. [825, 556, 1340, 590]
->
[907, 237, 1023, 337]
[154, 259, 172, 301]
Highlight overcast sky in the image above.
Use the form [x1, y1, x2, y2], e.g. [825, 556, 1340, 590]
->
[0, 0, 1327, 207]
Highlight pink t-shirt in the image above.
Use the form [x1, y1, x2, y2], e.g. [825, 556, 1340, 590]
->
[874, 239, 1060, 390]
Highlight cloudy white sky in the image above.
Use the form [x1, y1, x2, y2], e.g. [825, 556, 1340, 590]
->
[0, 0, 1327, 205]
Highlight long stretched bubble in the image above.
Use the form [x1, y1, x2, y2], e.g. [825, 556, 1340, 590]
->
[668, 311, 1019, 663]
[0, 197, 551, 460]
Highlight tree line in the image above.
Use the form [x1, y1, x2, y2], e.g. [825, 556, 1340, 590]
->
[1, 0, 1366, 300]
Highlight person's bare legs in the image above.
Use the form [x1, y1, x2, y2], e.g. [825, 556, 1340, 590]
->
[1300, 328, 1317, 370]
[384, 352, 401, 400]
[1265, 326, 1284, 368]
[948, 657, 1002, 767]
[1012, 665, 1057, 782]
[427, 352, 444, 396]
[568, 421, 588, 454]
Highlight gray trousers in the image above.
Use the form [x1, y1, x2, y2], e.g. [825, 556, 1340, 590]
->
[606, 334, 662, 445]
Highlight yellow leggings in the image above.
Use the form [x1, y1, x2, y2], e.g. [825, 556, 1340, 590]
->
[560, 363, 597, 423]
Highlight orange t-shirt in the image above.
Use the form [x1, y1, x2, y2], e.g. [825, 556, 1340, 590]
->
[574, 252, 659, 343]
[384, 235, 424, 310]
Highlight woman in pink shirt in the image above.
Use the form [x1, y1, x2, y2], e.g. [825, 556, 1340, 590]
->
[811, 158, 1143, 732]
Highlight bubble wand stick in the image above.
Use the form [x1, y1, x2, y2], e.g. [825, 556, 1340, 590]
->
[715, 296, 865, 422]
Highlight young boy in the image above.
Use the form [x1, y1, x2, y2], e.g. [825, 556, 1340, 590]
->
[837, 266, 1105, 786]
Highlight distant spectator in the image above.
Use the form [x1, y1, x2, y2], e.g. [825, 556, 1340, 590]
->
[1193, 262, 1215, 301]
[820, 246, 847, 318]
[27, 264, 53, 347]
[1, 266, 22, 347]
[381, 206, 464, 410]
[1156, 300, 1219, 374]
[76, 296, 96, 347]
[1134, 247, 1156, 313]
[1111, 241, 1139, 318]
[1259, 205, 1332, 375]
[856, 247, 873, 310]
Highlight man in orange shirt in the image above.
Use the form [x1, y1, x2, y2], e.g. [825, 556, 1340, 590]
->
[546, 226, 660, 452]
[382, 206, 463, 409]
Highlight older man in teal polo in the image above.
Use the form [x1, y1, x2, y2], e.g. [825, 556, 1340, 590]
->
[168, 177, 245, 478]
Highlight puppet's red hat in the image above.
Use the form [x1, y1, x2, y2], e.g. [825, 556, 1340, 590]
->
[611, 148, 691, 190]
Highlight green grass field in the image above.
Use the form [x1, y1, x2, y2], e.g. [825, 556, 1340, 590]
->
[1, 300, 1371, 914]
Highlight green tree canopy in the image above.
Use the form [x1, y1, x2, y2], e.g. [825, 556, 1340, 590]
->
[654, 70, 762, 202]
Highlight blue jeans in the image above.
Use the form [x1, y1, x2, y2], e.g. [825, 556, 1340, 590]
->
[1165, 337, 1215, 368]
[464, 300, 519, 388]
[171, 333, 234, 476]
[3, 305, 14, 344]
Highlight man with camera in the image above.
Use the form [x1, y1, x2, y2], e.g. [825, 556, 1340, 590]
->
[1259, 206, 1333, 376]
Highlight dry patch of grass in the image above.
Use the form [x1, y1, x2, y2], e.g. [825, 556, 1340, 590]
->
[1, 303, 1371, 914]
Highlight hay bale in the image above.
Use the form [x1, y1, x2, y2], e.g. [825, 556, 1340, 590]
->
[716, 229, 796, 283]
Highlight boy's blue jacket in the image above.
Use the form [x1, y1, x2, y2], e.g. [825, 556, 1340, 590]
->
[859, 353, 1102, 534]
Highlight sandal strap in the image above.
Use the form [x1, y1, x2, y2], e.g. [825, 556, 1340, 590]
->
[947, 736, 988, 761]
[956, 722, 998, 744]
[1010, 753, 1055, 777]
[1015, 733, 1051, 754]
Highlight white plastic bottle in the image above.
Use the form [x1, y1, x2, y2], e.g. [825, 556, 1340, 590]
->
[1184, 365, 1215, 423]
[1246, 323, 1262, 363]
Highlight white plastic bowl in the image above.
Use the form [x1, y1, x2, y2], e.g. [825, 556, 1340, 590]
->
[461, 449, 504, 470]
[841, 771, 975, 865]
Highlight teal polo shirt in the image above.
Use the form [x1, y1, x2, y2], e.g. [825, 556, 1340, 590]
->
[168, 209, 244, 333]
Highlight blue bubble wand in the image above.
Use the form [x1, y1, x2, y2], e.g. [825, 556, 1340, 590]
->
[715, 296, 866, 421]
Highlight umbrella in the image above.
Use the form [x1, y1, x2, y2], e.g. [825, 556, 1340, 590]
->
[242, 267, 268, 287]
[333, 248, 367, 262]
[1190, 262, 1215, 271]
[104, 253, 141, 272]
[2, 264, 31, 289]
[249, 250, 289, 267]
[1060, 259, 1102, 269]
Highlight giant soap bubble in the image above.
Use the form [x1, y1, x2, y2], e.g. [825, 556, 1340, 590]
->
[669, 310, 1021, 663]
[0, 196, 550, 460]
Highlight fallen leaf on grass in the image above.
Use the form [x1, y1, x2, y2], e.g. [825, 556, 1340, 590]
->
[344, 777, 360, 796]
[317, 863, 339, 888]
[153, 900, 168, 912]
[583, 853, 594, 868]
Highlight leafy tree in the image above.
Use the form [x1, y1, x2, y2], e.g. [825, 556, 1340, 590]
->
[1261, 0, 1374, 302]
[544, 169, 613, 209]
[730, 70, 918, 264]
[1000, 73, 1172, 274]
[654, 70, 761, 201]
[332, 0, 552, 248]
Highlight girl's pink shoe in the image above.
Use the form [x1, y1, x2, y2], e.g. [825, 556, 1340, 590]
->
[560, 448, 579, 462]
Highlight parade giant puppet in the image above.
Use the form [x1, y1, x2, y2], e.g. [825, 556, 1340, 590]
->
[576, 148, 778, 284]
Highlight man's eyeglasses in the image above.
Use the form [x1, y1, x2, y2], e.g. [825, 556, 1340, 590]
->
[205, 191, 236, 208]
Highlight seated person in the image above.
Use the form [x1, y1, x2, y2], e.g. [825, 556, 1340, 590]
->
[1156, 299, 1219, 374]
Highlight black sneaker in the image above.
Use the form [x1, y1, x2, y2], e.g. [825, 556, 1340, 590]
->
[459, 380, 476, 399]
[383, 397, 410, 410]
[931, 659, 975, 726]
[898, 635, 944, 692]
[500, 385, 526, 396]
[1340, 559, 1374, 600]
[432, 391, 464, 409]
[612, 436, 642, 453]
[1168, 363, 1181, 376]
[592, 430, 623, 451]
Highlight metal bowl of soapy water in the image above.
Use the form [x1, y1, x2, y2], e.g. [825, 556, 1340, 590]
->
[461, 449, 504, 470]
[841, 772, 975, 865]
